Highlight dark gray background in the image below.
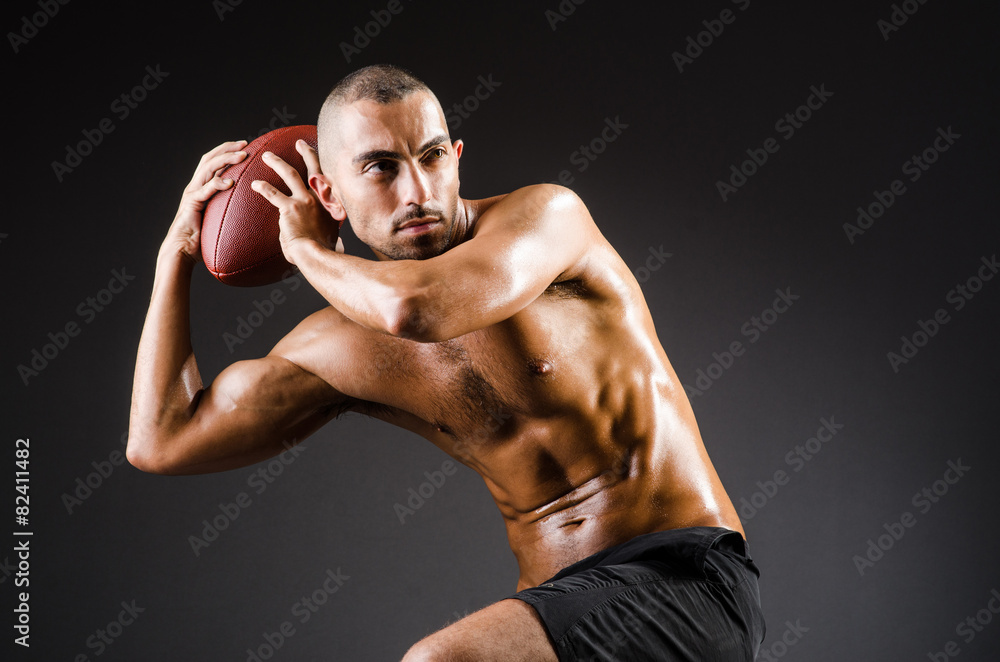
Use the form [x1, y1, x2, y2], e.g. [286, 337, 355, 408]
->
[4, 0, 999, 660]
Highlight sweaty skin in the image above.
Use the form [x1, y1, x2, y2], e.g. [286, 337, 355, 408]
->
[280, 209, 743, 590]
[127, 91, 743, 593]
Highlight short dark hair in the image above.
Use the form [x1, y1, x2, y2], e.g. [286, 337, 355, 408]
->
[324, 63, 430, 106]
[317, 65, 434, 170]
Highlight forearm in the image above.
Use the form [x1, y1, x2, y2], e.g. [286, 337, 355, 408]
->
[291, 239, 425, 338]
[128, 248, 203, 450]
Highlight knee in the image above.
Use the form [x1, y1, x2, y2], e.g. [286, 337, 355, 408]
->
[401, 634, 465, 662]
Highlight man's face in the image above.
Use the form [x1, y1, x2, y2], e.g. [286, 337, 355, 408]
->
[317, 91, 463, 261]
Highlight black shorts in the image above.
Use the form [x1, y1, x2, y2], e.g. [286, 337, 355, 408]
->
[509, 526, 766, 661]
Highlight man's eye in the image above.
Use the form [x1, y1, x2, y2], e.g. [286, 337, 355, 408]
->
[426, 147, 446, 160]
[367, 161, 395, 174]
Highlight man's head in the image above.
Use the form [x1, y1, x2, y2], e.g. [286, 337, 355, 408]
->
[312, 65, 464, 261]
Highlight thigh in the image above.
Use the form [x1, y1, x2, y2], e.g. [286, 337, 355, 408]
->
[401, 598, 559, 662]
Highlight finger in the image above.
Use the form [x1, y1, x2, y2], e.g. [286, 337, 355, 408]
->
[198, 139, 248, 166]
[204, 147, 247, 178]
[189, 175, 234, 204]
[250, 179, 288, 206]
[189, 146, 247, 190]
[261, 151, 311, 198]
[297, 139, 321, 177]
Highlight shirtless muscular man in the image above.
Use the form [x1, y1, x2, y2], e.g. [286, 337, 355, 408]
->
[127, 65, 765, 661]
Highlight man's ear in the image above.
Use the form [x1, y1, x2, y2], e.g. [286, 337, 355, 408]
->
[452, 139, 464, 161]
[309, 173, 347, 222]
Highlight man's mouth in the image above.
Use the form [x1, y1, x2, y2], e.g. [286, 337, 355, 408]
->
[396, 216, 440, 235]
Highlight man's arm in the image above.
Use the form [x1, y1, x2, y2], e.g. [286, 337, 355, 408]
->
[255, 148, 597, 342]
[127, 141, 345, 475]
[301, 186, 596, 342]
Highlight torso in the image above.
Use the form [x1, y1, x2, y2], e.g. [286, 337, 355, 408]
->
[279, 200, 744, 591]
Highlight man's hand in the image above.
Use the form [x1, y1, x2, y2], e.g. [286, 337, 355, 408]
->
[251, 139, 344, 265]
[162, 140, 248, 263]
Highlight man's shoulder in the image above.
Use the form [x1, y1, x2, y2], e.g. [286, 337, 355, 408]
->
[268, 306, 381, 387]
[471, 184, 594, 235]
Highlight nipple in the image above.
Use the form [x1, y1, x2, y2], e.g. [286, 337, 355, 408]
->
[528, 359, 553, 376]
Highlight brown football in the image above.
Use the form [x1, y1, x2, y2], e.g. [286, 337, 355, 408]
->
[201, 125, 339, 286]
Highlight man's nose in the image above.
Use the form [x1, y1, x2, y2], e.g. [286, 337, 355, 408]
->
[399, 164, 432, 207]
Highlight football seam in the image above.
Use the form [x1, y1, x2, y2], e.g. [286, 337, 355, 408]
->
[211, 126, 297, 276]
[217, 253, 289, 280]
